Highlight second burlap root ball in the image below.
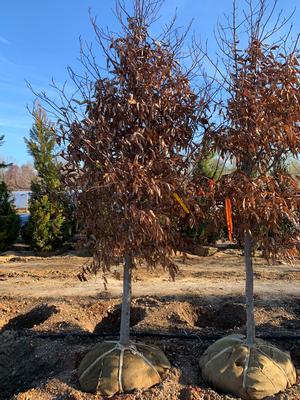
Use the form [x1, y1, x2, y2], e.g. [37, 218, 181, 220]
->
[77, 340, 170, 396]
[199, 334, 297, 400]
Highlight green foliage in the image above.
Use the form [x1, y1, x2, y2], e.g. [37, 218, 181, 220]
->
[194, 152, 221, 179]
[0, 182, 20, 251]
[193, 152, 236, 181]
[23, 107, 74, 252]
[24, 194, 67, 251]
[0, 134, 11, 170]
[25, 108, 60, 192]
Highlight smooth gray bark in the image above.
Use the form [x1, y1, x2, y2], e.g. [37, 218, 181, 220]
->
[244, 230, 256, 346]
[119, 254, 133, 346]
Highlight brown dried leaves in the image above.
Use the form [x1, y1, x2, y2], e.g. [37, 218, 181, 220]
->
[62, 16, 205, 275]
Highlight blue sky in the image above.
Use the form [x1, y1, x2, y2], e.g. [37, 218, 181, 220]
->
[0, 0, 299, 165]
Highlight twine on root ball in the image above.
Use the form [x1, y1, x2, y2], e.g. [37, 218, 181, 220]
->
[78, 340, 171, 396]
[199, 334, 297, 400]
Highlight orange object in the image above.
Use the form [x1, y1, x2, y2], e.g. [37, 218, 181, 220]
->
[225, 198, 233, 242]
[198, 187, 205, 196]
[209, 179, 215, 190]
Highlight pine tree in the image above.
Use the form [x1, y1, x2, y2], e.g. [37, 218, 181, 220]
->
[24, 107, 73, 252]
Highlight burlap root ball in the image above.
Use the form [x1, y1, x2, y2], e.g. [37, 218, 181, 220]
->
[199, 334, 297, 400]
[77, 340, 171, 396]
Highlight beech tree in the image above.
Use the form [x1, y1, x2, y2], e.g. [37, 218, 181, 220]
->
[199, 1, 298, 398]
[34, 0, 207, 395]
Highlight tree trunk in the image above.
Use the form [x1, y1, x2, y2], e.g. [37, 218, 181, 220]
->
[244, 230, 255, 346]
[119, 254, 133, 346]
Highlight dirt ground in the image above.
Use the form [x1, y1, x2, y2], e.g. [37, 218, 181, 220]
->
[0, 248, 299, 400]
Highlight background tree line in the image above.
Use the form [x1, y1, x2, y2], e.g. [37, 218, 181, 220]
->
[0, 162, 35, 191]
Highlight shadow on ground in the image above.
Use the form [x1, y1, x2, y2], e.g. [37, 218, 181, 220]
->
[2, 304, 58, 331]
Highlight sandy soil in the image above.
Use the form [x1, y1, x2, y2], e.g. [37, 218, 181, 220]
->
[0, 249, 299, 400]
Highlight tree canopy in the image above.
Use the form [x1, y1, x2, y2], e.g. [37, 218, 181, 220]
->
[204, 0, 300, 260]
[54, 2, 207, 277]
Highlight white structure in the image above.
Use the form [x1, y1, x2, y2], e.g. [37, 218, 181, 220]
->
[11, 191, 31, 210]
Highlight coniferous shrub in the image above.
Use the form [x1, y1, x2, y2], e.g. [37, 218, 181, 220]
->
[23, 107, 74, 252]
[0, 182, 20, 251]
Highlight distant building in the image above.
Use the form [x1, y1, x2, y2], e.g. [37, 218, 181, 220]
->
[10, 191, 31, 211]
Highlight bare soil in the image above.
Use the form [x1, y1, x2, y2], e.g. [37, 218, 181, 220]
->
[0, 249, 299, 400]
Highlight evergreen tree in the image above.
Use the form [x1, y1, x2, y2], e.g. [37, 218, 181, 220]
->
[24, 106, 73, 252]
[0, 136, 19, 251]
[0, 134, 11, 170]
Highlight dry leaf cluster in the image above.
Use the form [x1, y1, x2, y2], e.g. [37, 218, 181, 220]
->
[59, 13, 206, 277]
[202, 3, 300, 260]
